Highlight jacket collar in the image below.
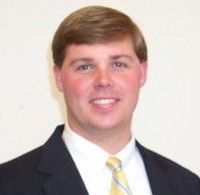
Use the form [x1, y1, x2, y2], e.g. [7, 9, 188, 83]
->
[38, 125, 89, 195]
[37, 125, 174, 195]
[136, 141, 174, 195]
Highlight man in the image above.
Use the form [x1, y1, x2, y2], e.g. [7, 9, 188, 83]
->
[0, 5, 199, 195]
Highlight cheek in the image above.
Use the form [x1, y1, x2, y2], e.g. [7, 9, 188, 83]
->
[62, 77, 89, 97]
[119, 74, 141, 92]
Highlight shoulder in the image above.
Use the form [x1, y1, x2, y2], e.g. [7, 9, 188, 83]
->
[137, 141, 200, 192]
[0, 146, 42, 175]
[0, 147, 44, 194]
[0, 124, 64, 178]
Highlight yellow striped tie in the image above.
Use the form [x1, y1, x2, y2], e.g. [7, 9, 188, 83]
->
[106, 157, 132, 195]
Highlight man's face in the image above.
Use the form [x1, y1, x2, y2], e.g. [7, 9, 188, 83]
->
[54, 36, 147, 137]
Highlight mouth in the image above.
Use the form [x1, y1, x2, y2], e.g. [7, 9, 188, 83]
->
[89, 98, 120, 105]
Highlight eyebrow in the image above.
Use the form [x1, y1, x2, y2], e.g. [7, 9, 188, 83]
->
[69, 58, 93, 66]
[109, 54, 134, 61]
[69, 54, 134, 66]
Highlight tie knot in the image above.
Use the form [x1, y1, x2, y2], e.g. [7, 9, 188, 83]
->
[106, 157, 122, 172]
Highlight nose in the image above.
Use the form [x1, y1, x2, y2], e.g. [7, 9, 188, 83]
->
[94, 68, 113, 89]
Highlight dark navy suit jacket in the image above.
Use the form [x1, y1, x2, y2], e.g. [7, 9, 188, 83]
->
[0, 125, 200, 195]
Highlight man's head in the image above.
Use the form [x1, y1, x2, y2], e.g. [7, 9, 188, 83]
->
[52, 6, 147, 67]
[53, 6, 148, 150]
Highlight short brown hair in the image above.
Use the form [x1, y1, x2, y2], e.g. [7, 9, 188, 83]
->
[52, 6, 147, 66]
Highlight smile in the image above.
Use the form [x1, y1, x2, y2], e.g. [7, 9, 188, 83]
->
[90, 98, 119, 105]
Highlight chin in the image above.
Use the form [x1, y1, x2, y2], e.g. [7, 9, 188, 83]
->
[90, 122, 121, 132]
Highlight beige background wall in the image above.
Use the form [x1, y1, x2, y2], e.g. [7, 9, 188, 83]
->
[0, 0, 199, 176]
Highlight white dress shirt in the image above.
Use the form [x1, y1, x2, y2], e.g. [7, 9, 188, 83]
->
[62, 125, 152, 195]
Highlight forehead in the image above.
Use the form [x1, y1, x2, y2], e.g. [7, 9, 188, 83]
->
[64, 36, 136, 60]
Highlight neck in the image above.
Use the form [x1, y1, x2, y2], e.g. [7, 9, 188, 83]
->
[93, 131, 132, 154]
[67, 122, 132, 154]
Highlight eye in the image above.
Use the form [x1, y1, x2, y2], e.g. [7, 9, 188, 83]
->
[112, 61, 127, 69]
[76, 64, 93, 72]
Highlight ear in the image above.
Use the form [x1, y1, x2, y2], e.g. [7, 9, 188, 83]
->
[139, 61, 148, 87]
[53, 65, 63, 91]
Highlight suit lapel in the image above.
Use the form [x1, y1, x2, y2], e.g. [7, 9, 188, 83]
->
[37, 125, 89, 195]
[36, 126, 177, 195]
[136, 142, 174, 195]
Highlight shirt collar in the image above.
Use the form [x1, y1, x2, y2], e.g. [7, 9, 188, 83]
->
[62, 123, 136, 168]
[115, 135, 136, 166]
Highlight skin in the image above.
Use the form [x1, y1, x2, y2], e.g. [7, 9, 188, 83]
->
[54, 36, 147, 154]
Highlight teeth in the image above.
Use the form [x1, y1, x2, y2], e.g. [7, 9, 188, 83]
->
[92, 98, 116, 105]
